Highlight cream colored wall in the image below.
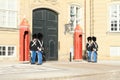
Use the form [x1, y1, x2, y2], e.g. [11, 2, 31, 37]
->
[0, 29, 19, 61]
[93, 0, 120, 60]
[93, 0, 108, 60]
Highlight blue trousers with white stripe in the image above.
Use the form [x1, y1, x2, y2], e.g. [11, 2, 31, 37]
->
[88, 51, 92, 62]
[31, 51, 37, 64]
[37, 51, 43, 64]
[91, 51, 97, 62]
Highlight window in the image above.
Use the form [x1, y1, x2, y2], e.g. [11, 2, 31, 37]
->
[8, 46, 15, 56]
[110, 4, 120, 32]
[110, 47, 120, 56]
[0, 0, 18, 28]
[0, 45, 16, 57]
[70, 5, 81, 31]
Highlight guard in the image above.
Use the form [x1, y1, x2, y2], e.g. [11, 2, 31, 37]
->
[91, 36, 98, 62]
[86, 36, 92, 62]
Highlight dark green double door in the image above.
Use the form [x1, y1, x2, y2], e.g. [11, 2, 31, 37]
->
[32, 8, 58, 60]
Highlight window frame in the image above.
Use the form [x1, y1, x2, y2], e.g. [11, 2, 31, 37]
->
[70, 4, 82, 32]
[0, 0, 18, 28]
[109, 4, 120, 32]
[0, 45, 16, 57]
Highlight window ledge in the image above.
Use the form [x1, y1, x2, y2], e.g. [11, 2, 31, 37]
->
[106, 31, 120, 35]
[0, 27, 19, 32]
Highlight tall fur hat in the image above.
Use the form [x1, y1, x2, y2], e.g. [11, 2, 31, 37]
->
[37, 33, 43, 40]
[92, 36, 96, 42]
[32, 34, 37, 39]
[87, 36, 92, 41]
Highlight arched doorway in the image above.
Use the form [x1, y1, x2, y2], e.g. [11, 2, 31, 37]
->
[32, 8, 58, 61]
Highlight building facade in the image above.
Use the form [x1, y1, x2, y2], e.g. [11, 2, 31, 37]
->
[0, 0, 120, 62]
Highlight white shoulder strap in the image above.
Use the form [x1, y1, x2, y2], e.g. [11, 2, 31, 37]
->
[38, 39, 43, 47]
[31, 40, 37, 46]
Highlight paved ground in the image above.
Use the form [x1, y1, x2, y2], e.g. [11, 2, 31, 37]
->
[0, 60, 120, 80]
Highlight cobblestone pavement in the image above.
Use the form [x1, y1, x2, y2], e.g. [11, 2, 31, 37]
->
[70, 72, 120, 80]
[0, 63, 60, 75]
[0, 61, 120, 80]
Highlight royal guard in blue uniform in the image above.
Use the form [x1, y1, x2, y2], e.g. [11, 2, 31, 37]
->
[29, 34, 38, 64]
[91, 36, 98, 62]
[86, 36, 92, 62]
[36, 33, 44, 65]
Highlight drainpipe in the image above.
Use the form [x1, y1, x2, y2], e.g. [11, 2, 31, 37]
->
[84, 0, 86, 49]
[90, 0, 94, 36]
[90, 0, 92, 36]
[92, 0, 94, 36]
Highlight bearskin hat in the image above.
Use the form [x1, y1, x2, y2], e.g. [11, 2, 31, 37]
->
[87, 36, 92, 41]
[32, 34, 37, 39]
[37, 33, 43, 40]
[92, 36, 96, 42]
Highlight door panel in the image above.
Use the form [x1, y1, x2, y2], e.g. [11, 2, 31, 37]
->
[33, 8, 58, 60]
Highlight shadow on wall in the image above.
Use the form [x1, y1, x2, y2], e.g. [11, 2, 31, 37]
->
[83, 50, 88, 61]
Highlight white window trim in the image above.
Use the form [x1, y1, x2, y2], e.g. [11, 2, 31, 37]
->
[69, 4, 83, 33]
[0, 45, 16, 57]
[0, 0, 18, 28]
[110, 46, 120, 56]
[109, 3, 120, 33]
